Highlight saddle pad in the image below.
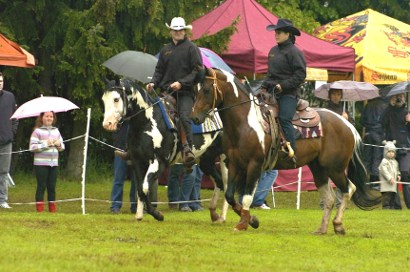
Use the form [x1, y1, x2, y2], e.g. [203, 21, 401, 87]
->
[156, 97, 176, 130]
[192, 111, 223, 134]
[294, 122, 323, 139]
[156, 97, 223, 134]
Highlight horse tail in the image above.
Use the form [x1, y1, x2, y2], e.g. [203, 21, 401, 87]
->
[348, 130, 381, 210]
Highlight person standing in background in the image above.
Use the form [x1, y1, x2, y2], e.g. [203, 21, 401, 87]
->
[29, 111, 64, 212]
[360, 97, 388, 187]
[378, 140, 401, 209]
[167, 164, 204, 212]
[111, 122, 136, 214]
[0, 72, 18, 209]
[381, 94, 410, 209]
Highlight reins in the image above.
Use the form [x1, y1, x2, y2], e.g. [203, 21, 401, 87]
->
[202, 68, 256, 116]
[109, 85, 175, 123]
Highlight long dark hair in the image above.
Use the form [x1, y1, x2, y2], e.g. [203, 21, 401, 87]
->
[289, 33, 296, 44]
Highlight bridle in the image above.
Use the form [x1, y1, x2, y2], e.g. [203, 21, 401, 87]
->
[205, 68, 224, 110]
[106, 84, 169, 123]
[200, 68, 255, 116]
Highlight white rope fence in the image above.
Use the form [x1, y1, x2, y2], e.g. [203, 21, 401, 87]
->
[3, 109, 409, 213]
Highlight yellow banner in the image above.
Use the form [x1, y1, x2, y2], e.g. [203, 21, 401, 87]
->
[314, 9, 410, 84]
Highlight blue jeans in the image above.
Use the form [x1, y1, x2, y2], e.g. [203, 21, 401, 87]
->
[239, 169, 278, 206]
[278, 95, 298, 150]
[167, 164, 203, 210]
[253, 170, 278, 206]
[111, 156, 136, 212]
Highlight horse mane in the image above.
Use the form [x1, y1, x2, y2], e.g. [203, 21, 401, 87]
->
[208, 68, 252, 96]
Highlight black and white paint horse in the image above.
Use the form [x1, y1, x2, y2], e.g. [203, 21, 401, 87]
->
[102, 79, 228, 222]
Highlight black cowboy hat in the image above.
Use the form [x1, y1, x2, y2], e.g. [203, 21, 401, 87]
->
[266, 19, 301, 36]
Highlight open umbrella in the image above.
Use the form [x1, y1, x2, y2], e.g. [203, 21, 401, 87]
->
[314, 80, 379, 101]
[380, 81, 410, 97]
[11, 95, 79, 119]
[199, 47, 235, 74]
[102, 51, 158, 84]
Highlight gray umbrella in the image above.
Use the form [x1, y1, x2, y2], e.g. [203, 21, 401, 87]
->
[314, 80, 379, 101]
[380, 81, 410, 97]
[102, 51, 158, 84]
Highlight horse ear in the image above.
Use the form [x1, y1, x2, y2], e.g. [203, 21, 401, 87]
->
[195, 65, 206, 84]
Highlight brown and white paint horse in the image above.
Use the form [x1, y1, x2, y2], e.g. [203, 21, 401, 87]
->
[192, 68, 381, 234]
[102, 79, 228, 222]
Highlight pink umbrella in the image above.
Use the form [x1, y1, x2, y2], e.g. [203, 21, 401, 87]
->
[11, 95, 79, 119]
[199, 47, 235, 74]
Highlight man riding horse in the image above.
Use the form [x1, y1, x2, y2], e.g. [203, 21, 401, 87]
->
[146, 17, 203, 170]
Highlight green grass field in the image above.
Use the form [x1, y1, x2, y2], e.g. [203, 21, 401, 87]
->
[1, 173, 410, 272]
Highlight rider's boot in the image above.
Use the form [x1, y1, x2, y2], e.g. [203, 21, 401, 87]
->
[183, 144, 196, 172]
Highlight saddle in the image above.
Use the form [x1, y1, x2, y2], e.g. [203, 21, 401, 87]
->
[256, 89, 320, 132]
[159, 93, 178, 121]
[159, 93, 195, 170]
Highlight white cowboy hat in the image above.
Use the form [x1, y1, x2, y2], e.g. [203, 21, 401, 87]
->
[165, 17, 192, 31]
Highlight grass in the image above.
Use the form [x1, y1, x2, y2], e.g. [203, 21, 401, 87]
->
[1, 172, 410, 272]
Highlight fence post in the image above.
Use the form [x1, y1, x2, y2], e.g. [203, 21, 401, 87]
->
[81, 108, 91, 215]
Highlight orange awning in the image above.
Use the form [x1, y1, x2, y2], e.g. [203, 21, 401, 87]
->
[0, 33, 35, 68]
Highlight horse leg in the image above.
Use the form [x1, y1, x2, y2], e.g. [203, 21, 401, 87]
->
[313, 182, 334, 235]
[218, 156, 229, 223]
[332, 180, 356, 235]
[234, 162, 261, 231]
[199, 150, 227, 223]
[209, 187, 224, 222]
[138, 161, 164, 221]
[209, 155, 229, 223]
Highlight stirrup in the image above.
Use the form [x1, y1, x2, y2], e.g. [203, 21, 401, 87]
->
[183, 146, 196, 169]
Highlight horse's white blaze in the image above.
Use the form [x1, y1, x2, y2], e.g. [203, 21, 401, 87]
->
[102, 92, 123, 130]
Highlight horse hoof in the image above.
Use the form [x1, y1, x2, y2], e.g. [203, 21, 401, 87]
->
[249, 216, 259, 229]
[312, 229, 327, 235]
[153, 211, 164, 221]
[216, 217, 226, 224]
[234, 222, 248, 231]
[333, 222, 345, 235]
[334, 227, 346, 235]
[135, 216, 143, 221]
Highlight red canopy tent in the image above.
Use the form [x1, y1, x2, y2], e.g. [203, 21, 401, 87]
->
[0, 33, 35, 68]
[191, 0, 355, 74]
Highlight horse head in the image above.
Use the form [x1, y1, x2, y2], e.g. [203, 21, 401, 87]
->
[192, 68, 231, 124]
[102, 78, 147, 131]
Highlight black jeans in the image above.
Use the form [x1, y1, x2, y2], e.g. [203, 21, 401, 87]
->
[34, 165, 58, 202]
[176, 94, 194, 147]
[278, 94, 297, 150]
[362, 129, 384, 177]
